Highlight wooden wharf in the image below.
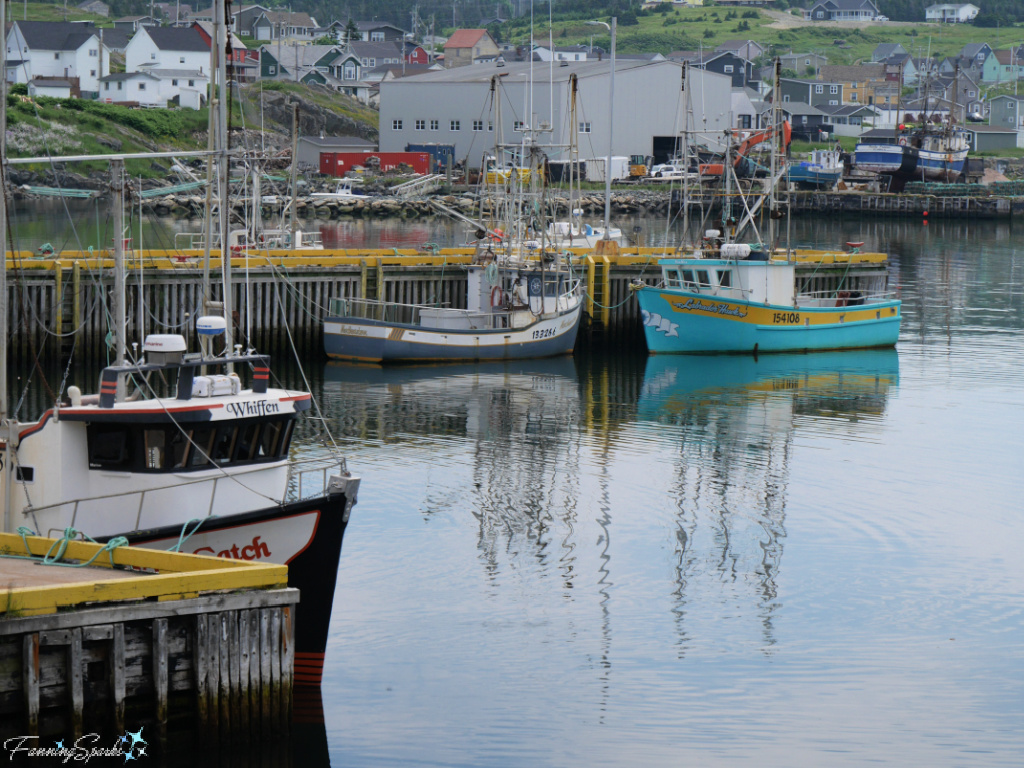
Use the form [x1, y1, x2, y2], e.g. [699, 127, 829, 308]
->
[2, 246, 892, 357]
[0, 532, 296, 751]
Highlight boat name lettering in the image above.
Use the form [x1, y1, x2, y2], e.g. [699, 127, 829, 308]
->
[194, 535, 271, 561]
[226, 400, 280, 417]
[336, 326, 369, 337]
[772, 312, 801, 324]
[673, 299, 748, 318]
[532, 327, 556, 340]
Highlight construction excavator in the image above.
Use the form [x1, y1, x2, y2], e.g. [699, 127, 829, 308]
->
[698, 121, 792, 178]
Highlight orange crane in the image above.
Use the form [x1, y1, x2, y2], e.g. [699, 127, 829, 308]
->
[699, 121, 792, 177]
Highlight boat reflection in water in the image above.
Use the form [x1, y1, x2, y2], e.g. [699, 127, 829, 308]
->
[637, 349, 900, 647]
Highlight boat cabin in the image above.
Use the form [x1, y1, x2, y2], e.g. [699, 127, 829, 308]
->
[659, 256, 796, 306]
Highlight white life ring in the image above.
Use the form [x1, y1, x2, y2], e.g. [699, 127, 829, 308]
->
[898, 137, 907, 146]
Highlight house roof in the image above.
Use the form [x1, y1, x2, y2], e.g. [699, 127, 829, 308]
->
[820, 103, 880, 116]
[715, 39, 763, 53]
[964, 124, 1018, 133]
[143, 26, 209, 52]
[31, 78, 74, 87]
[959, 43, 990, 59]
[192, 21, 247, 50]
[145, 68, 209, 79]
[300, 135, 376, 148]
[95, 28, 132, 49]
[12, 21, 98, 52]
[100, 71, 159, 81]
[444, 29, 489, 50]
[992, 50, 1022, 66]
[348, 41, 404, 58]
[819, 64, 884, 82]
[256, 10, 317, 28]
[872, 43, 904, 60]
[354, 21, 406, 34]
[276, 44, 341, 68]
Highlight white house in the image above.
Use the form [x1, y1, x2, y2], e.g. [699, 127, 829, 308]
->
[125, 26, 209, 75]
[925, 3, 979, 22]
[532, 45, 590, 63]
[28, 78, 73, 98]
[99, 71, 162, 106]
[5, 21, 109, 98]
[149, 68, 209, 107]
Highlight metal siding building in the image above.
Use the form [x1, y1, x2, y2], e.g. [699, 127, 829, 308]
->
[378, 60, 733, 167]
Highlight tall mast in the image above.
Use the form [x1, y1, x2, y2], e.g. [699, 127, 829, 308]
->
[111, 159, 127, 398]
[289, 102, 299, 244]
[680, 62, 690, 250]
[1, 0, 11, 534]
[215, 0, 232, 355]
[767, 58, 780, 253]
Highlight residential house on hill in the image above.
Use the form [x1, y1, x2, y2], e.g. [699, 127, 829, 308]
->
[154, 2, 193, 23]
[988, 94, 1024, 133]
[348, 41, 405, 72]
[94, 28, 131, 54]
[820, 63, 892, 106]
[714, 39, 766, 62]
[804, 0, 880, 21]
[77, 0, 110, 17]
[779, 77, 844, 108]
[778, 51, 828, 75]
[821, 103, 883, 137]
[99, 71, 161, 106]
[354, 22, 407, 42]
[442, 29, 499, 68]
[126, 26, 209, 74]
[5, 20, 110, 99]
[958, 43, 992, 67]
[699, 51, 758, 88]
[758, 101, 831, 139]
[925, 3, 979, 23]
[249, 10, 319, 42]
[192, 21, 256, 82]
[113, 16, 160, 32]
[982, 50, 1024, 84]
[533, 45, 590, 63]
[871, 43, 906, 62]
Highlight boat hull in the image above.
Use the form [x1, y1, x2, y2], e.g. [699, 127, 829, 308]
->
[112, 477, 358, 686]
[636, 288, 901, 354]
[916, 148, 967, 182]
[324, 306, 582, 363]
[787, 166, 842, 189]
[854, 143, 918, 176]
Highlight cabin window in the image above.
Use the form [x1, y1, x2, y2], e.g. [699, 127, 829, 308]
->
[681, 269, 698, 288]
[717, 269, 732, 288]
[665, 269, 680, 287]
[695, 270, 710, 286]
[88, 427, 132, 470]
[87, 418, 295, 473]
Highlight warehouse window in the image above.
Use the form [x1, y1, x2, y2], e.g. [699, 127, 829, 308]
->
[393, 119, 403, 130]
[579, 122, 591, 133]
[473, 120, 484, 131]
[430, 119, 439, 130]
[451, 120, 460, 131]
[415, 119, 425, 130]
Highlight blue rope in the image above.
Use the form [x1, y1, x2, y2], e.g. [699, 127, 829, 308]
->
[167, 518, 212, 553]
[40, 527, 130, 568]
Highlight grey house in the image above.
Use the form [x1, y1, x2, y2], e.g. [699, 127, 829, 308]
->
[779, 78, 844, 109]
[988, 94, 1024, 131]
[871, 43, 906, 62]
[805, 0, 879, 21]
[962, 124, 1021, 152]
[378, 60, 734, 166]
[700, 51, 758, 89]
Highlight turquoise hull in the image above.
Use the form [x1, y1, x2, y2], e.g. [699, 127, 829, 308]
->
[636, 287, 901, 354]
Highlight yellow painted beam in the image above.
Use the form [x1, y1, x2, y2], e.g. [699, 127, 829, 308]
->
[0, 533, 289, 617]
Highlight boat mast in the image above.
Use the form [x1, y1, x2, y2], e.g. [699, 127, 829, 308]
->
[289, 102, 299, 244]
[1, 0, 11, 533]
[767, 58, 780, 254]
[215, 0, 232, 356]
[112, 159, 127, 398]
[680, 62, 690, 250]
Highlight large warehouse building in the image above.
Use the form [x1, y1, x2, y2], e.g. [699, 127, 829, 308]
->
[378, 59, 734, 169]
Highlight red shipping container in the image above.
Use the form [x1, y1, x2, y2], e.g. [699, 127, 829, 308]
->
[319, 151, 431, 177]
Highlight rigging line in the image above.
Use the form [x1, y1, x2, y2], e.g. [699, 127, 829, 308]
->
[268, 260, 341, 454]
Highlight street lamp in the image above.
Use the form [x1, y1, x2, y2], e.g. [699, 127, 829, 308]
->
[586, 17, 615, 240]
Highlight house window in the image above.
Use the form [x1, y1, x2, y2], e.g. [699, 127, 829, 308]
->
[724, 64, 734, 73]
[117, 82, 123, 90]
[473, 120, 484, 131]
[579, 122, 591, 133]
[814, 84, 823, 94]
[151, 53, 156, 60]
[969, 90, 976, 97]
[850, 92, 858, 102]
[739, 114, 751, 129]
[189, 80, 195, 86]
[488, 121, 493, 132]
[55, 52, 60, 60]
[371, 31, 384, 41]
[90, 49, 98, 57]
[829, 99, 839, 106]
[180, 56, 185, 63]
[343, 64, 356, 79]
[90, 69, 96, 76]
[430, 119, 439, 131]
[172, 79, 179, 86]
[830, 85, 839, 94]
[139, 83, 146, 90]
[415, 119, 425, 130]
[783, 95, 791, 102]
[393, 119, 403, 130]
[450, 120, 460, 131]
[269, 65, 276, 74]
[104, 82, 110, 91]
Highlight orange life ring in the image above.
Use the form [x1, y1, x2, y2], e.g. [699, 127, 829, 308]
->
[898, 137, 907, 146]
[490, 285, 504, 308]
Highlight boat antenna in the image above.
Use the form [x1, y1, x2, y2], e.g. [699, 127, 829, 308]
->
[215, 0, 232, 360]
[680, 61, 690, 250]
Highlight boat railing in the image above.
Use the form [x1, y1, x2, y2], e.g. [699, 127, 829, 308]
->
[329, 297, 522, 331]
[286, 455, 349, 502]
[23, 456, 343, 536]
[796, 289, 899, 308]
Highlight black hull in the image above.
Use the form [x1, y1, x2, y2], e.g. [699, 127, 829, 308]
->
[106, 478, 358, 686]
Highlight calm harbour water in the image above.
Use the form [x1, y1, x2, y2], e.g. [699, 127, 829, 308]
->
[10, 208, 1024, 766]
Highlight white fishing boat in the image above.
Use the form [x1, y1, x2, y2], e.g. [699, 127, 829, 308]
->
[0, 2, 356, 686]
[787, 147, 843, 189]
[309, 178, 370, 201]
[325, 73, 585, 364]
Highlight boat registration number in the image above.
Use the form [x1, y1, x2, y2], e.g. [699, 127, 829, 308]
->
[772, 312, 801, 324]
[532, 328, 556, 339]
